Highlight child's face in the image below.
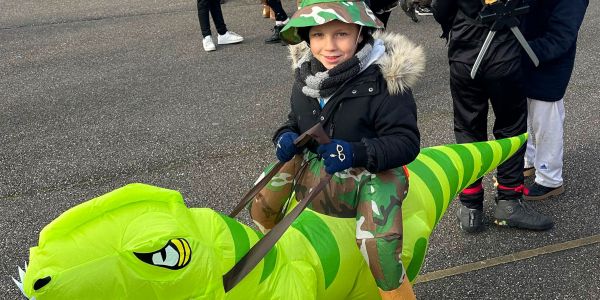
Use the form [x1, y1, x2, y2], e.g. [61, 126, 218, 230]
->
[308, 20, 362, 70]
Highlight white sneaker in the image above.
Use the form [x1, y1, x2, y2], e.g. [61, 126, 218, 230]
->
[217, 31, 243, 45]
[203, 36, 216, 52]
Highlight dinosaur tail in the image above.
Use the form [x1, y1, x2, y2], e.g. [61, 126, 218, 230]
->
[401, 134, 527, 282]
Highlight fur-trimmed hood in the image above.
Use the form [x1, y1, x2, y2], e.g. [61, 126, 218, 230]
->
[288, 31, 425, 95]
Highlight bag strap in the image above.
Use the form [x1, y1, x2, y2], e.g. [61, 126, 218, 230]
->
[223, 124, 331, 292]
[228, 123, 330, 217]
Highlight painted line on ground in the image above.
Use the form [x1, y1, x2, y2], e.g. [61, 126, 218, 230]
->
[415, 234, 600, 284]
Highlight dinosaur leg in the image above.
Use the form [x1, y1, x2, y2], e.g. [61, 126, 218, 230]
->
[249, 155, 303, 232]
[356, 167, 414, 298]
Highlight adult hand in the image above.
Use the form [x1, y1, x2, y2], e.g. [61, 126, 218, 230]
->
[317, 139, 353, 174]
[275, 132, 301, 162]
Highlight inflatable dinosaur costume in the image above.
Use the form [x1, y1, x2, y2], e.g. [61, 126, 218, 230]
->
[14, 135, 526, 299]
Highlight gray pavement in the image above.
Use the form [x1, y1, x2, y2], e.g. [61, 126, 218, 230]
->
[1, 1, 599, 299]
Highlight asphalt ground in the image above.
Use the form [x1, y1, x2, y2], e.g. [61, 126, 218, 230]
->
[1, 1, 599, 299]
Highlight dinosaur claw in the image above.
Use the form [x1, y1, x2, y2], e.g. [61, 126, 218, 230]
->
[18, 266, 25, 282]
[12, 276, 25, 297]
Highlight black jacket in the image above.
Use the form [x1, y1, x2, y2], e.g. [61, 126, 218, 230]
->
[274, 32, 424, 173]
[432, 0, 522, 69]
[520, 0, 588, 101]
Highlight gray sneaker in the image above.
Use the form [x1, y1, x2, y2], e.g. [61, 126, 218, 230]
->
[493, 199, 554, 230]
[456, 204, 484, 233]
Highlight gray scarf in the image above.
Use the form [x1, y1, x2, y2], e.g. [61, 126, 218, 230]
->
[295, 38, 374, 99]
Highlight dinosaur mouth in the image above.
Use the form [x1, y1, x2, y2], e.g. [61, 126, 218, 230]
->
[11, 262, 37, 300]
[12, 239, 191, 298]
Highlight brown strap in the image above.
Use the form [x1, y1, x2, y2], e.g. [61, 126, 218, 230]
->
[276, 160, 310, 222]
[228, 161, 284, 217]
[223, 123, 331, 291]
[228, 123, 330, 218]
[222, 174, 332, 292]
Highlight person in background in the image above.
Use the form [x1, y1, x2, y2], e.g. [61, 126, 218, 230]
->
[264, 0, 291, 44]
[521, 0, 589, 200]
[431, 0, 553, 232]
[197, 0, 244, 51]
[366, 0, 401, 27]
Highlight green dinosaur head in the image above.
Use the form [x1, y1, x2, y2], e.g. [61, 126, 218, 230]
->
[17, 184, 225, 299]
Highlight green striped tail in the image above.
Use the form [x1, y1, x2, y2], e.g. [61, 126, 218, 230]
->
[401, 134, 527, 282]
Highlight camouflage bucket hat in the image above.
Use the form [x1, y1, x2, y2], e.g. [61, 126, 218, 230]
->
[280, 0, 384, 45]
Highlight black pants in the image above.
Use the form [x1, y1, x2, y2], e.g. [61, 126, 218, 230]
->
[364, 0, 393, 28]
[450, 59, 527, 196]
[266, 0, 288, 22]
[197, 0, 228, 37]
[376, 11, 391, 28]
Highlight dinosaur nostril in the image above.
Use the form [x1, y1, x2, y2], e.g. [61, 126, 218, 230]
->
[33, 276, 51, 290]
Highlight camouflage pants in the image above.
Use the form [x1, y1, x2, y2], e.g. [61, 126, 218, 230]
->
[250, 152, 409, 291]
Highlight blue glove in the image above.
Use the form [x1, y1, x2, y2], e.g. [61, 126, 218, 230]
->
[275, 132, 301, 162]
[317, 139, 353, 174]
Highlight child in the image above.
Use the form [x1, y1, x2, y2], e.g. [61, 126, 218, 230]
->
[252, 0, 425, 298]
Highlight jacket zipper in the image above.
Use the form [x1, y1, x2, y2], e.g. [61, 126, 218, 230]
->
[329, 102, 342, 137]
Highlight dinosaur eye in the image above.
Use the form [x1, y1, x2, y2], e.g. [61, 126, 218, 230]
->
[134, 239, 191, 270]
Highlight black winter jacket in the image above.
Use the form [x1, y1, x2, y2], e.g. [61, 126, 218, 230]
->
[432, 0, 521, 69]
[274, 32, 425, 173]
[520, 0, 588, 101]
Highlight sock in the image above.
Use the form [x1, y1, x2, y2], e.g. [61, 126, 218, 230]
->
[275, 18, 289, 26]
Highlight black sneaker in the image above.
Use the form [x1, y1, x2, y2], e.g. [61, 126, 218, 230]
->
[524, 183, 564, 201]
[415, 6, 433, 16]
[399, 0, 419, 22]
[265, 25, 284, 44]
[457, 204, 484, 233]
[493, 199, 554, 230]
